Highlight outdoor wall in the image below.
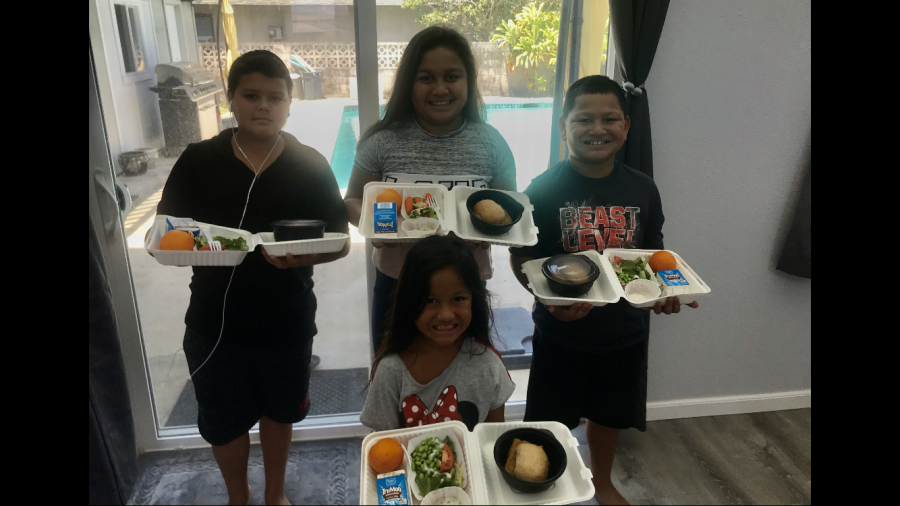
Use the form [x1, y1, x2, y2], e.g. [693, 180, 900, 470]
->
[643, 0, 811, 404]
[90, 0, 165, 172]
[194, 4, 356, 43]
[201, 41, 511, 99]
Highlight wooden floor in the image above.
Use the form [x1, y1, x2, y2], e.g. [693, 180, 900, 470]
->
[571, 408, 811, 505]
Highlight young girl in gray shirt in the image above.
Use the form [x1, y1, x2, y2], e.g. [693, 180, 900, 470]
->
[360, 235, 515, 432]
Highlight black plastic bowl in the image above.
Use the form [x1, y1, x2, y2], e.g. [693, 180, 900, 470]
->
[493, 428, 567, 493]
[466, 190, 524, 236]
[541, 254, 600, 298]
[270, 220, 327, 242]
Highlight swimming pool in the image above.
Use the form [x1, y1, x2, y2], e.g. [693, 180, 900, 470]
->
[330, 102, 555, 189]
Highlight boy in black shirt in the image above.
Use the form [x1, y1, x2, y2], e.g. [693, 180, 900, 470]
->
[509, 76, 697, 505]
[156, 50, 349, 505]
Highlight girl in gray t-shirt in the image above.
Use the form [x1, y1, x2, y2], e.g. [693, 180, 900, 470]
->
[342, 26, 517, 355]
[360, 235, 515, 432]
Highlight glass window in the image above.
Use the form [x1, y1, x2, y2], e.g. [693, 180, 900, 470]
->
[114, 4, 146, 73]
[372, 0, 609, 408]
[92, 0, 608, 441]
[108, 0, 372, 437]
[195, 13, 214, 42]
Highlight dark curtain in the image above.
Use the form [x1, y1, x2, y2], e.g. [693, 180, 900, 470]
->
[777, 159, 811, 278]
[89, 215, 137, 505]
[610, 0, 670, 179]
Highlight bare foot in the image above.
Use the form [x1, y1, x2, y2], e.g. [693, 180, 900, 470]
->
[228, 484, 252, 505]
[595, 482, 629, 505]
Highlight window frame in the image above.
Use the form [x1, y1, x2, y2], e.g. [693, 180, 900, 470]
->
[111, 1, 154, 83]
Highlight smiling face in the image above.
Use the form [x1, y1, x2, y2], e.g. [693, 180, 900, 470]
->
[560, 93, 630, 171]
[415, 267, 472, 348]
[412, 47, 468, 134]
[227, 72, 290, 140]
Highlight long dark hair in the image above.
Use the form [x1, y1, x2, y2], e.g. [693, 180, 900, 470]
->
[371, 235, 495, 381]
[358, 26, 486, 146]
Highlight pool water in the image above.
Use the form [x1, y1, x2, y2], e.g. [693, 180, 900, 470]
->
[330, 102, 554, 189]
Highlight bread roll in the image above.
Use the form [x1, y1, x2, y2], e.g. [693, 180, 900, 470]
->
[513, 442, 549, 482]
[505, 438, 525, 475]
[473, 199, 512, 225]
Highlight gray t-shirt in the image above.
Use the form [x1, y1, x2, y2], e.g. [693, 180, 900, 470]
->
[354, 119, 517, 279]
[360, 338, 516, 431]
[354, 119, 517, 183]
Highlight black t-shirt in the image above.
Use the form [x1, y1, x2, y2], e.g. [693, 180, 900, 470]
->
[157, 129, 350, 347]
[509, 159, 665, 352]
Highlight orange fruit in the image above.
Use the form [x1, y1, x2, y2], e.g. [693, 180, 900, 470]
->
[160, 230, 195, 251]
[649, 251, 677, 272]
[368, 437, 404, 474]
[376, 189, 403, 208]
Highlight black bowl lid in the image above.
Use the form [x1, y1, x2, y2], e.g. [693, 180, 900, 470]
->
[270, 220, 327, 227]
[543, 255, 598, 284]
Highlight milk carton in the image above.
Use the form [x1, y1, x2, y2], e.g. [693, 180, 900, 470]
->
[376, 470, 409, 505]
[655, 269, 691, 296]
[374, 202, 398, 235]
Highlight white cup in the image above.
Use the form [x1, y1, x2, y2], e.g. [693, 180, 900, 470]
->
[421, 487, 471, 505]
[401, 217, 440, 237]
[625, 279, 661, 302]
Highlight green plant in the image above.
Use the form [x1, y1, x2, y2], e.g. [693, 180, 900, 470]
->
[402, 0, 561, 42]
[492, 2, 560, 94]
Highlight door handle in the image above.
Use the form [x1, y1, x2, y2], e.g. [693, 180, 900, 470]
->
[115, 179, 133, 214]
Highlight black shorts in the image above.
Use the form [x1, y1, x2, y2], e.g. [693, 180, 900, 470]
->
[183, 328, 313, 446]
[523, 326, 649, 431]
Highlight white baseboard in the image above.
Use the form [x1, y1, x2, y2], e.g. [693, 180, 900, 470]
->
[504, 390, 811, 423]
[646, 389, 811, 421]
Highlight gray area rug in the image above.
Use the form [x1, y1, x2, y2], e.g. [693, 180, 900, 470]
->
[166, 368, 369, 427]
[127, 437, 362, 505]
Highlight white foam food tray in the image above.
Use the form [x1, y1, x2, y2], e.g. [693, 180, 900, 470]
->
[361, 421, 484, 506]
[145, 214, 349, 266]
[359, 183, 539, 247]
[604, 248, 711, 308]
[521, 249, 621, 307]
[359, 420, 594, 505]
[256, 232, 348, 257]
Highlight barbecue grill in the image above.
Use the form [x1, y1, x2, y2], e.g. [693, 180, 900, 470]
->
[150, 62, 223, 157]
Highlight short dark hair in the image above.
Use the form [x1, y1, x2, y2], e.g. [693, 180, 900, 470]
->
[358, 26, 485, 145]
[226, 50, 292, 97]
[370, 234, 495, 381]
[562, 75, 627, 120]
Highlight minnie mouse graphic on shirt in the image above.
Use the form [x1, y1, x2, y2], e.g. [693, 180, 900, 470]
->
[401, 386, 480, 431]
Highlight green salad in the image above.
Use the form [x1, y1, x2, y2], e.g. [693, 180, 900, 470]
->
[411, 436, 463, 496]
[409, 207, 437, 219]
[194, 235, 250, 251]
[612, 256, 653, 286]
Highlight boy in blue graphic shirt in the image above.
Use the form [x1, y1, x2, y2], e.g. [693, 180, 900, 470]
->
[509, 75, 698, 505]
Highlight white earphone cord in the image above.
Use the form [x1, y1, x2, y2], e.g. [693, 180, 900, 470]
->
[189, 103, 281, 380]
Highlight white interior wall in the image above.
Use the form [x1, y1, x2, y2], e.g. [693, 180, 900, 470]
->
[643, 0, 811, 405]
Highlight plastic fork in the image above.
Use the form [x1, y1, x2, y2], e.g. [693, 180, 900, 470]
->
[201, 229, 223, 251]
[426, 195, 447, 232]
